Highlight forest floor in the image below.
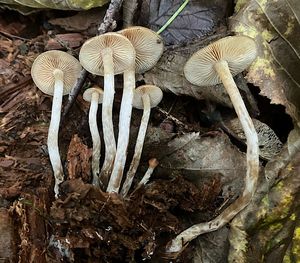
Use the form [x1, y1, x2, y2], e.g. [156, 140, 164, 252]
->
[0, 2, 295, 263]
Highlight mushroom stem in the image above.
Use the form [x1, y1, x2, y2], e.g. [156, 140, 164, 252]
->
[107, 68, 135, 193]
[166, 60, 259, 253]
[120, 93, 151, 196]
[48, 69, 65, 198]
[89, 92, 101, 186]
[137, 158, 158, 187]
[99, 48, 117, 188]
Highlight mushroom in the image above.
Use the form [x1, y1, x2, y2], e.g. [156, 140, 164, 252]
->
[129, 158, 159, 196]
[108, 26, 164, 193]
[120, 85, 163, 197]
[136, 158, 159, 189]
[79, 33, 136, 188]
[31, 50, 82, 198]
[166, 36, 259, 253]
[83, 86, 104, 187]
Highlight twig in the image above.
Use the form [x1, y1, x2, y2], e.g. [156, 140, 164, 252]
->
[61, 0, 125, 122]
[98, 0, 125, 34]
[155, 106, 187, 128]
[61, 69, 88, 123]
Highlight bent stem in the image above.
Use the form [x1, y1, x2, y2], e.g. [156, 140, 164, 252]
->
[107, 68, 135, 193]
[120, 94, 151, 197]
[99, 48, 116, 188]
[48, 69, 65, 198]
[89, 92, 101, 186]
[166, 60, 259, 253]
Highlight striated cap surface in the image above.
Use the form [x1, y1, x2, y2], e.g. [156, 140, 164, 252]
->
[79, 33, 136, 75]
[119, 26, 164, 73]
[31, 50, 82, 95]
[184, 36, 257, 86]
[133, 85, 163, 109]
[83, 86, 104, 103]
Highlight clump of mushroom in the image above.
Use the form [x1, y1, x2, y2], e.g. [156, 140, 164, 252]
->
[108, 26, 164, 193]
[120, 85, 163, 197]
[79, 33, 136, 188]
[83, 86, 104, 186]
[166, 36, 259, 253]
[31, 50, 82, 198]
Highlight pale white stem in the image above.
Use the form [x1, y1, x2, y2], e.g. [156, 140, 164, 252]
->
[107, 69, 135, 193]
[48, 69, 65, 198]
[89, 92, 101, 187]
[166, 60, 259, 253]
[120, 94, 151, 197]
[99, 48, 116, 188]
[136, 158, 158, 189]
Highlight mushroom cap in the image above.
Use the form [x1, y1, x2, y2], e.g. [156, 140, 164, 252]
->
[184, 36, 257, 86]
[79, 33, 136, 75]
[133, 85, 163, 109]
[31, 50, 82, 96]
[118, 26, 164, 73]
[83, 86, 104, 103]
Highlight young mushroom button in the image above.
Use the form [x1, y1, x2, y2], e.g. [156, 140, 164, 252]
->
[119, 85, 163, 196]
[166, 36, 259, 253]
[109, 26, 164, 193]
[83, 86, 104, 187]
[31, 50, 82, 198]
[79, 33, 136, 188]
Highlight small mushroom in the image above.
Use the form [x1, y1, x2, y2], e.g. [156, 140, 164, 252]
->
[130, 158, 159, 196]
[136, 158, 159, 189]
[120, 85, 163, 196]
[79, 33, 136, 187]
[31, 50, 82, 198]
[166, 36, 259, 253]
[108, 26, 164, 193]
[83, 86, 104, 187]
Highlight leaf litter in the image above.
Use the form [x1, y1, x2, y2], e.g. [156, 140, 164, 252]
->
[0, 1, 297, 262]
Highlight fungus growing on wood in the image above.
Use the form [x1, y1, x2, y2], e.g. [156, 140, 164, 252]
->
[83, 86, 104, 186]
[108, 26, 164, 193]
[31, 50, 82, 197]
[79, 33, 136, 187]
[120, 85, 163, 196]
[166, 36, 259, 253]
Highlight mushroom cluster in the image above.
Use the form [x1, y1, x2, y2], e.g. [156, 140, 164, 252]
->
[31, 26, 260, 256]
[31, 27, 164, 198]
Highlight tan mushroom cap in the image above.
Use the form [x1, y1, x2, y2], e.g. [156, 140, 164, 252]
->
[133, 85, 163, 109]
[184, 36, 257, 86]
[83, 86, 104, 103]
[118, 26, 164, 73]
[79, 33, 136, 75]
[31, 50, 82, 96]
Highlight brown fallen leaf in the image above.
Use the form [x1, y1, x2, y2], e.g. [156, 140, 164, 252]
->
[45, 33, 84, 50]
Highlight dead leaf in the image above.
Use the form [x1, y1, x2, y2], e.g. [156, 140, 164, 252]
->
[45, 33, 84, 50]
[230, 0, 300, 124]
[143, 129, 248, 199]
[48, 8, 105, 34]
[139, 0, 231, 45]
[1, 0, 110, 10]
